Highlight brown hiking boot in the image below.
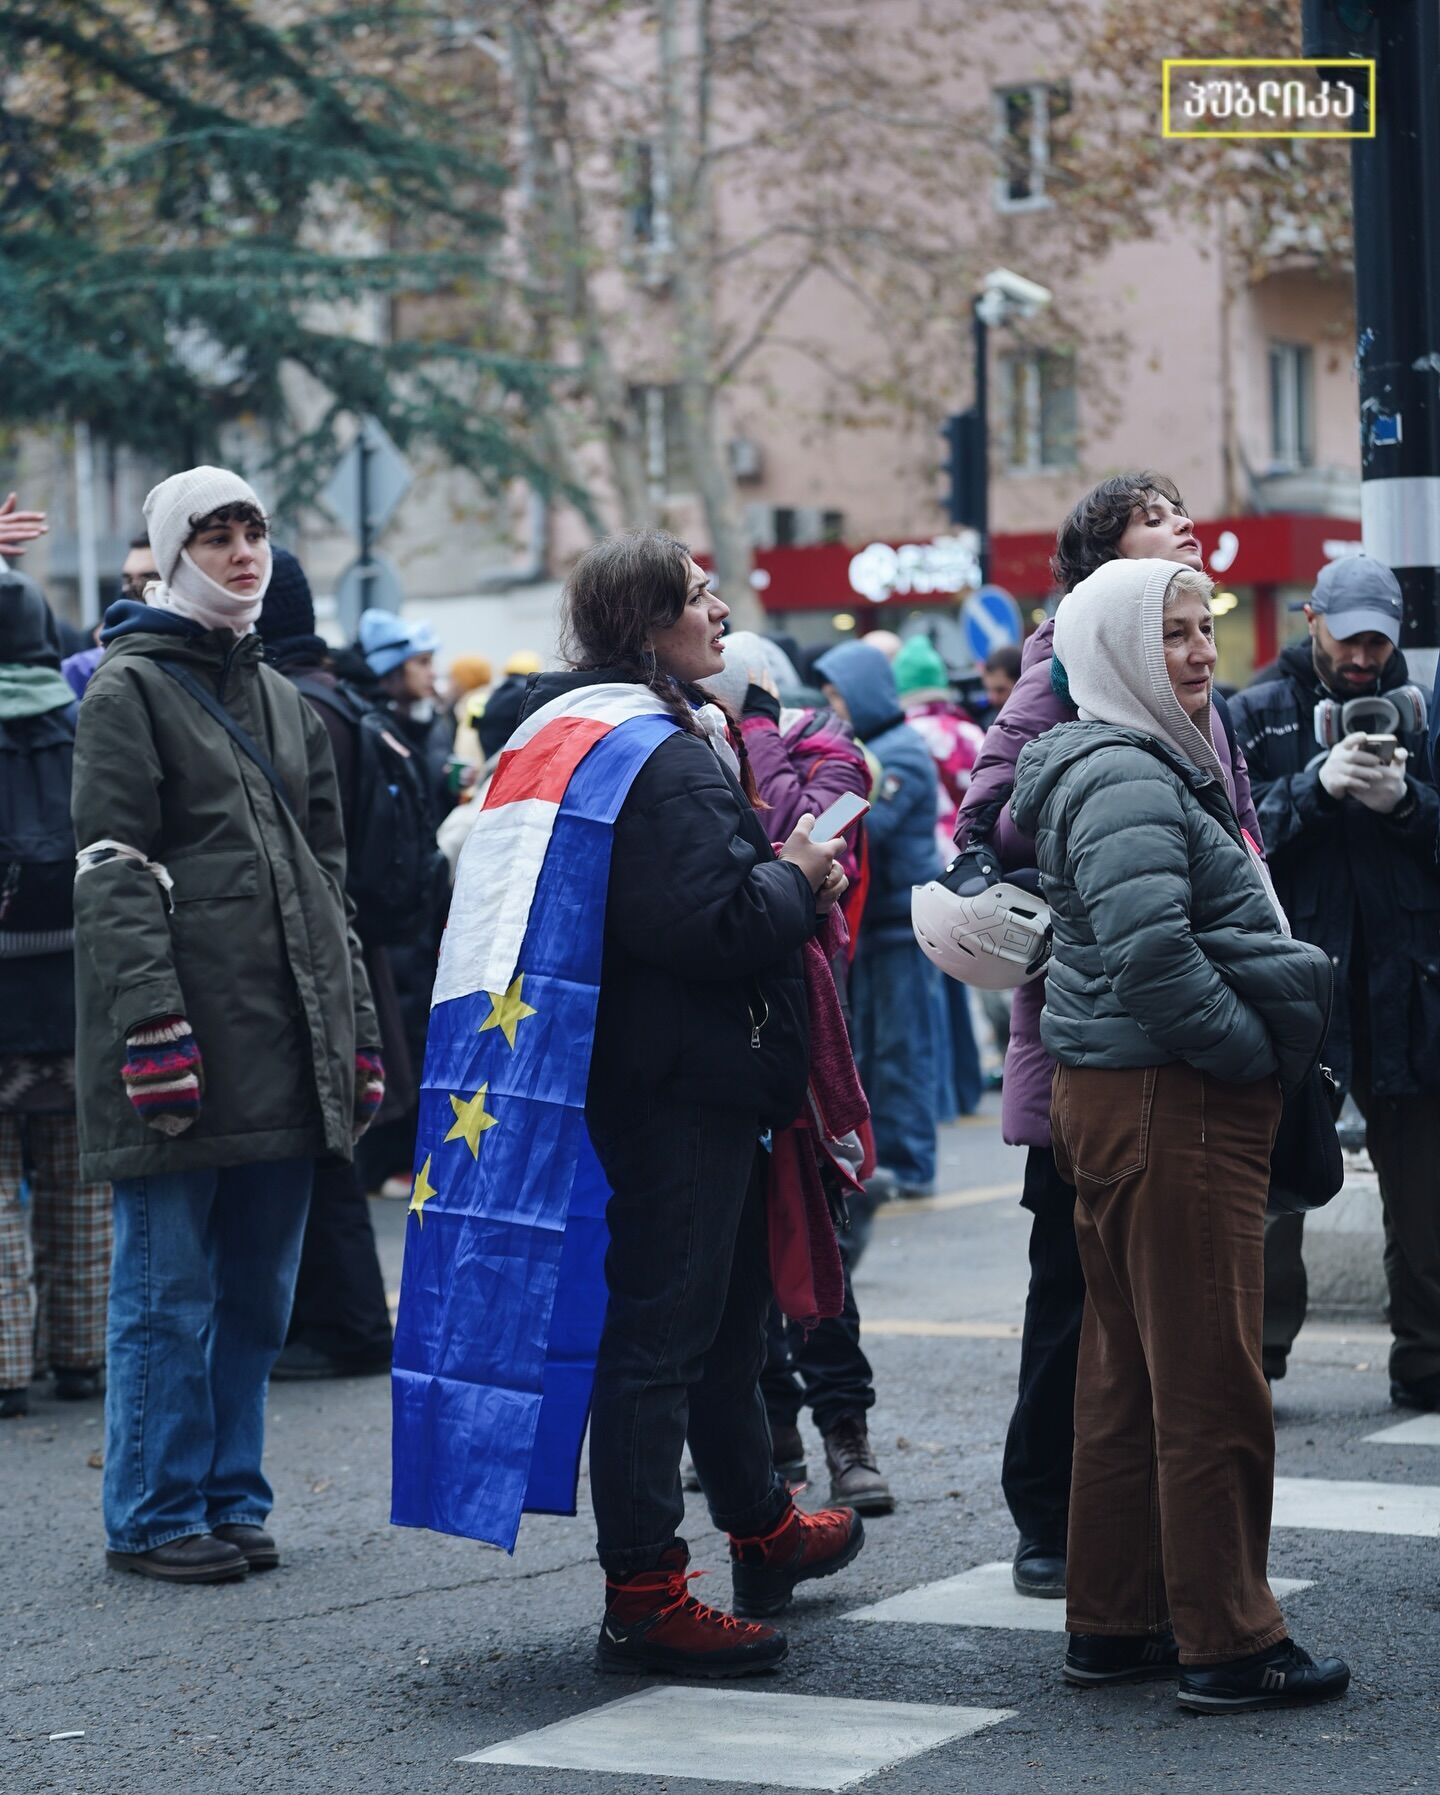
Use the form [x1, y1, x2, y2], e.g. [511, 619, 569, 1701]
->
[822, 1415, 895, 1515]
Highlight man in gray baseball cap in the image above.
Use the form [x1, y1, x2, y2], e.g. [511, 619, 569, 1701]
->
[1231, 552, 1440, 1412]
[1304, 553, 1404, 694]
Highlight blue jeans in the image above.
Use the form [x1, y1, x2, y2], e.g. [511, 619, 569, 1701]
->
[853, 932, 940, 1188]
[104, 1160, 312, 1553]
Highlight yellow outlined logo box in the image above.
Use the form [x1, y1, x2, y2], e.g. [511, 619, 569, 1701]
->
[1162, 58, 1376, 139]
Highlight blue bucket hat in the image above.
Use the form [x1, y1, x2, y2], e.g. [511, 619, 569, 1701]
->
[358, 607, 441, 677]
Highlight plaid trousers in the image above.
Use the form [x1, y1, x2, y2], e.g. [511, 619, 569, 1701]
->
[0, 1113, 112, 1388]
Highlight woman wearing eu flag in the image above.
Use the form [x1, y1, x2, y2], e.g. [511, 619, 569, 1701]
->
[536, 531, 865, 1675]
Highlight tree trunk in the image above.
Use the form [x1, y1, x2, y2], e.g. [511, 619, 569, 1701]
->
[657, 0, 759, 627]
[509, 12, 656, 532]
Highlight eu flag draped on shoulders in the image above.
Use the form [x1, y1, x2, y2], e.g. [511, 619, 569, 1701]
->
[390, 682, 678, 1551]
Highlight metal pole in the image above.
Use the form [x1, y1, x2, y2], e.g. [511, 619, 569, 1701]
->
[1348, 1, 1440, 653]
[74, 421, 100, 626]
[358, 419, 375, 612]
[972, 299, 990, 586]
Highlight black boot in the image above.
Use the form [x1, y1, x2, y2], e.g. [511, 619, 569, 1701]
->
[1012, 1537, 1066, 1598]
[106, 1535, 249, 1583]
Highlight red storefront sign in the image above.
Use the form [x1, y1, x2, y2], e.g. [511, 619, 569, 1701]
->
[752, 514, 1363, 613]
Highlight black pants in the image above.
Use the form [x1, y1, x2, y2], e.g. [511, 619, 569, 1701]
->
[588, 1097, 786, 1578]
[285, 1157, 394, 1364]
[1001, 1144, 1085, 1551]
[761, 1237, 875, 1439]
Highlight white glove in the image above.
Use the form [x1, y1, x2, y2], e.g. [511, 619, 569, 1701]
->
[1319, 733, 1387, 802]
[1354, 745, 1409, 814]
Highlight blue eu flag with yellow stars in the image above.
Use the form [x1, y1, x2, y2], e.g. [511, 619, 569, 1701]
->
[390, 690, 678, 1551]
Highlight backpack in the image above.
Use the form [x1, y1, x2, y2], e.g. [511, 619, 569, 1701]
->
[0, 704, 79, 939]
[294, 677, 441, 945]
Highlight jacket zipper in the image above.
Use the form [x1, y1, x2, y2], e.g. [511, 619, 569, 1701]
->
[748, 992, 770, 1050]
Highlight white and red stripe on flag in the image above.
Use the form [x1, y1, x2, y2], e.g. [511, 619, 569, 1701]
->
[432, 684, 667, 1006]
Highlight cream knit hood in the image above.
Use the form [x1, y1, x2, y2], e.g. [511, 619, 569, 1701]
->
[1052, 558, 1223, 785]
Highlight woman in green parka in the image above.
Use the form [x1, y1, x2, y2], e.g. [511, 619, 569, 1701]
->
[72, 466, 383, 1585]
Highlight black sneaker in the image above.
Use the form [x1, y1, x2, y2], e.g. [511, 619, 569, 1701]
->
[1064, 1626, 1181, 1686]
[1177, 1639, 1350, 1714]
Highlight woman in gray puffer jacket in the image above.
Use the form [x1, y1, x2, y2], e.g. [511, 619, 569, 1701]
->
[1010, 558, 1349, 1715]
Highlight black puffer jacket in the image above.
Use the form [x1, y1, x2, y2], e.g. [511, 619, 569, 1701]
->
[1229, 642, 1440, 1096]
[1011, 721, 1332, 1093]
[521, 670, 816, 1129]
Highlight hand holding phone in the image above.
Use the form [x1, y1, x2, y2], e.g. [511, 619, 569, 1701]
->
[807, 791, 870, 841]
[1359, 733, 1398, 764]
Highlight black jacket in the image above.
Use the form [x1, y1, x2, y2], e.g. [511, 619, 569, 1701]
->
[521, 669, 816, 1129]
[1229, 641, 1440, 1096]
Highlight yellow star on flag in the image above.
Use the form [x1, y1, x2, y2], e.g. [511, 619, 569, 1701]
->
[479, 973, 538, 1050]
[409, 1153, 437, 1226]
[445, 1084, 499, 1159]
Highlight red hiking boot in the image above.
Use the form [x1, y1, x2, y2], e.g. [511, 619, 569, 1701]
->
[729, 1500, 865, 1618]
[597, 1547, 788, 1678]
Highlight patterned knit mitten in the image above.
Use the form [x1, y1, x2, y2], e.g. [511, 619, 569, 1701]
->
[354, 1050, 385, 1140]
[122, 1017, 204, 1137]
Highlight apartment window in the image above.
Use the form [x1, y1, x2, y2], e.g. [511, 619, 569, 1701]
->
[994, 82, 1070, 210]
[999, 350, 1077, 473]
[630, 383, 694, 496]
[1268, 342, 1314, 470]
[622, 139, 673, 256]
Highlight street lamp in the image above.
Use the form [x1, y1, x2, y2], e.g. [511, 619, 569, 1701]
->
[943, 268, 1053, 584]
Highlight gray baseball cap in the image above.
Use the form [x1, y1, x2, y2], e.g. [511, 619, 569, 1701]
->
[1308, 553, 1403, 644]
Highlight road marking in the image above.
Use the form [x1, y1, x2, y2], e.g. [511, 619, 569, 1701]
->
[845, 1561, 1313, 1633]
[461, 1686, 1014, 1790]
[1272, 1475, 1440, 1536]
[1364, 1414, 1440, 1446]
[864, 1318, 1021, 1340]
[876, 1181, 1021, 1218]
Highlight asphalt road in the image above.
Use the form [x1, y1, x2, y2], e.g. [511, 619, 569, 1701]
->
[6, 1102, 1438, 1795]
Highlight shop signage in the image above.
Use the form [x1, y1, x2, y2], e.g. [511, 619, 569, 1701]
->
[847, 531, 982, 605]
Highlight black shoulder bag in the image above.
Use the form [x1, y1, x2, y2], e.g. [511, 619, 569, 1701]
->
[1213, 691, 1346, 1215]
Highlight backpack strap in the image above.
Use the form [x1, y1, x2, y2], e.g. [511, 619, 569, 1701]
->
[154, 659, 296, 819]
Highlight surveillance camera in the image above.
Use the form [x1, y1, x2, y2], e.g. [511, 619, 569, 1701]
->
[977, 268, 1053, 323]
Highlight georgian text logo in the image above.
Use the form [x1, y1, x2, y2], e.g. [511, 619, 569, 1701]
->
[1162, 59, 1376, 139]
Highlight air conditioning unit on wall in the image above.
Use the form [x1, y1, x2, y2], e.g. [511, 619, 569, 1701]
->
[728, 436, 765, 482]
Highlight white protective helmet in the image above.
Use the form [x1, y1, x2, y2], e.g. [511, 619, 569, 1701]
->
[912, 870, 1052, 990]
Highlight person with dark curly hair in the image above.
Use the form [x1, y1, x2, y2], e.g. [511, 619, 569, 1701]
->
[950, 473, 1262, 1603]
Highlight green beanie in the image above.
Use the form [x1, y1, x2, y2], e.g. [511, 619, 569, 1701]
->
[893, 635, 949, 696]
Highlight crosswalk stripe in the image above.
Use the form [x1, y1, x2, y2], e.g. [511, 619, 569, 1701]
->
[1272, 1475, 1440, 1536]
[844, 1561, 1314, 1632]
[1364, 1414, 1440, 1446]
[462, 1687, 1015, 1790]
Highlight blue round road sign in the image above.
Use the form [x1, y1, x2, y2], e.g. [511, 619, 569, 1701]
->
[962, 584, 1022, 663]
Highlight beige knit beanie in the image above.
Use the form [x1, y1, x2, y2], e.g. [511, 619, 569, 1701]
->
[143, 467, 267, 586]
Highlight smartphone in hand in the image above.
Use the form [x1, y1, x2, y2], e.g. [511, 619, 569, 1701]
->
[809, 791, 871, 840]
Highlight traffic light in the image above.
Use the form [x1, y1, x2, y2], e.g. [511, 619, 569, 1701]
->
[941, 410, 985, 529]
[1301, 0, 1380, 58]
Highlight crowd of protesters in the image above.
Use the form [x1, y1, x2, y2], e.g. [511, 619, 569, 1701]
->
[5, 450, 1436, 1715]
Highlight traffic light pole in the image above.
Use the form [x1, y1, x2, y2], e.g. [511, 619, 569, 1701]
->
[1309, 0, 1440, 654]
[972, 299, 990, 586]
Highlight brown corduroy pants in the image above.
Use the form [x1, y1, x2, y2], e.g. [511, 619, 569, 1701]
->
[1052, 1060, 1287, 1666]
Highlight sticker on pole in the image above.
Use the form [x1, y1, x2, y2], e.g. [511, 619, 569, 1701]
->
[962, 585, 1022, 663]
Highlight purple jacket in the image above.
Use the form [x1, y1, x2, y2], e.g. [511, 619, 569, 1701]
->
[954, 617, 1263, 1150]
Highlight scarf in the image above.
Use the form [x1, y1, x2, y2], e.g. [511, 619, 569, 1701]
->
[0, 664, 77, 720]
[694, 700, 742, 779]
[147, 548, 272, 637]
